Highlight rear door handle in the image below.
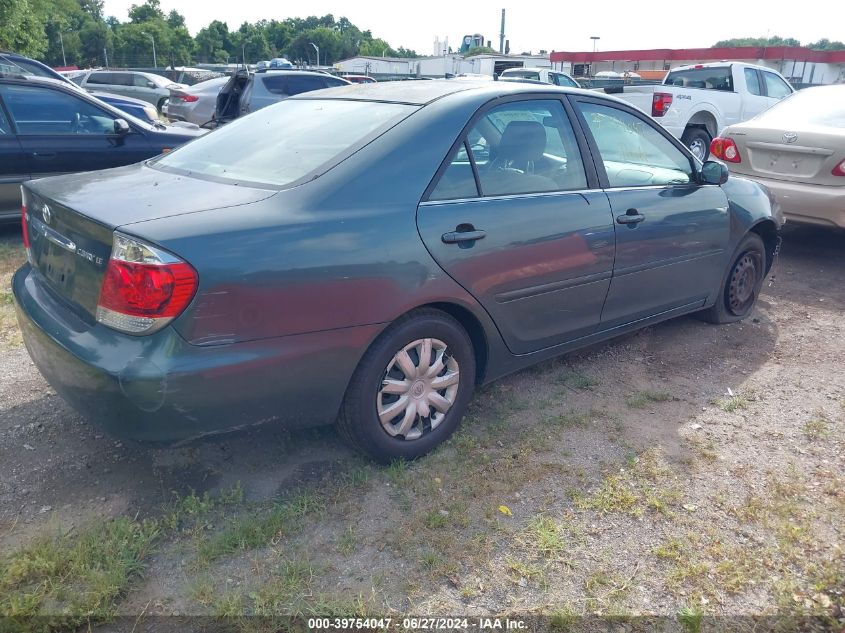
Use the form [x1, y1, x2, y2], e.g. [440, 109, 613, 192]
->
[442, 229, 486, 244]
[616, 209, 645, 225]
[31, 152, 57, 159]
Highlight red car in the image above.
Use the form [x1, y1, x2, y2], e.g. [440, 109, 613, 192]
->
[343, 75, 377, 84]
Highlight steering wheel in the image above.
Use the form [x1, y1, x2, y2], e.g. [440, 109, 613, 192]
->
[69, 113, 81, 134]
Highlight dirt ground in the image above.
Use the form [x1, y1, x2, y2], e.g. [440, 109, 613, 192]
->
[0, 221, 843, 632]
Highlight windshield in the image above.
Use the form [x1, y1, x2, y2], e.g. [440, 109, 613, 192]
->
[152, 99, 416, 188]
[756, 87, 845, 128]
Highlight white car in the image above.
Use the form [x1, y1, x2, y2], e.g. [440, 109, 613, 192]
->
[499, 67, 580, 88]
[602, 62, 794, 160]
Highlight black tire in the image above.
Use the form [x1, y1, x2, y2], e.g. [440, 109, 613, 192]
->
[702, 233, 766, 324]
[336, 308, 476, 463]
[682, 127, 712, 161]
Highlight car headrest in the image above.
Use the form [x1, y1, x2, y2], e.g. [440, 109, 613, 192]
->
[497, 120, 546, 164]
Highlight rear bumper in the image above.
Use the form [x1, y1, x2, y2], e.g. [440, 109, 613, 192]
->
[13, 264, 378, 443]
[737, 174, 845, 229]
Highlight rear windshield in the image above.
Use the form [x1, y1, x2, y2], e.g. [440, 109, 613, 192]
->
[665, 67, 733, 91]
[151, 99, 416, 188]
[503, 70, 540, 80]
[757, 87, 845, 128]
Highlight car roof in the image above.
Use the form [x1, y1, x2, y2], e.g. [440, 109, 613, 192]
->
[295, 78, 584, 106]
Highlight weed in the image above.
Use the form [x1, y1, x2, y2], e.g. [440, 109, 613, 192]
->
[803, 415, 830, 440]
[713, 395, 748, 412]
[678, 605, 704, 633]
[549, 604, 578, 631]
[337, 526, 357, 555]
[626, 390, 673, 408]
[525, 516, 567, 558]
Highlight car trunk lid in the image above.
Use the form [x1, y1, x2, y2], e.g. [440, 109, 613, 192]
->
[727, 126, 845, 185]
[23, 163, 275, 322]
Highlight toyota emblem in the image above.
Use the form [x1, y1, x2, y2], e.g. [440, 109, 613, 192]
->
[42, 204, 52, 224]
[782, 132, 798, 144]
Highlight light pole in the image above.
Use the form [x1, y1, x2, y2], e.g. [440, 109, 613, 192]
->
[309, 42, 319, 67]
[142, 32, 157, 68]
[58, 31, 67, 67]
[590, 36, 600, 77]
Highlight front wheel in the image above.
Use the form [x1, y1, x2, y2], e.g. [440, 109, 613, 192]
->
[337, 309, 476, 463]
[702, 233, 766, 324]
[682, 128, 712, 161]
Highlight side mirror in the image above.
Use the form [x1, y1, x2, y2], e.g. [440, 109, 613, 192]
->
[113, 118, 130, 136]
[147, 81, 156, 89]
[700, 160, 729, 185]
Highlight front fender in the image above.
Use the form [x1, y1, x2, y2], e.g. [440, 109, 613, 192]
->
[721, 175, 783, 267]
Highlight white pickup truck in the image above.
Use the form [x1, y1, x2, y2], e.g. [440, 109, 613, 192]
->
[599, 62, 794, 160]
[499, 67, 580, 88]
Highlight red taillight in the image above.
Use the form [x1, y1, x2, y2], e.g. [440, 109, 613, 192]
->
[172, 93, 198, 102]
[652, 92, 673, 117]
[710, 137, 741, 163]
[832, 158, 845, 176]
[96, 233, 198, 335]
[21, 204, 30, 249]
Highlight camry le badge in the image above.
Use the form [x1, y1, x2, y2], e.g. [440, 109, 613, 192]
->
[783, 132, 798, 144]
[42, 204, 52, 224]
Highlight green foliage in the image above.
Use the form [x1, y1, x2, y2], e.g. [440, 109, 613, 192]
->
[713, 36, 801, 48]
[0, 0, 47, 58]
[464, 46, 499, 56]
[12, 6, 416, 71]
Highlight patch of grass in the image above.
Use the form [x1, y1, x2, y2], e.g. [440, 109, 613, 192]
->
[549, 604, 578, 631]
[626, 390, 673, 409]
[678, 605, 704, 633]
[713, 394, 748, 412]
[574, 449, 680, 517]
[505, 558, 546, 587]
[0, 239, 25, 347]
[0, 517, 159, 625]
[337, 526, 357, 556]
[197, 491, 323, 563]
[544, 410, 596, 429]
[384, 459, 410, 486]
[803, 415, 830, 440]
[558, 371, 599, 390]
[524, 516, 566, 558]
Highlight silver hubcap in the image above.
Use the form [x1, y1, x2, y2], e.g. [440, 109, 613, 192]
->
[377, 338, 460, 441]
[689, 138, 706, 160]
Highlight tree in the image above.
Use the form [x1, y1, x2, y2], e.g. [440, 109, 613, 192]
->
[464, 45, 498, 57]
[713, 36, 801, 48]
[806, 38, 845, 50]
[0, 0, 47, 58]
[232, 22, 271, 64]
[128, 0, 164, 24]
[195, 20, 232, 63]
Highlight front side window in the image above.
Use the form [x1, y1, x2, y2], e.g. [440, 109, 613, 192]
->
[133, 74, 154, 88]
[153, 99, 415, 188]
[430, 99, 587, 200]
[1, 85, 117, 135]
[0, 104, 11, 133]
[763, 72, 792, 99]
[578, 102, 692, 187]
[552, 73, 578, 88]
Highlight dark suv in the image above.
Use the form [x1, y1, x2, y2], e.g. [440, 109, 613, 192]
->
[0, 74, 204, 222]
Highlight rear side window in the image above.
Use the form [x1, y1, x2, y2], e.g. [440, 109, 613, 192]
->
[324, 77, 348, 88]
[763, 72, 792, 99]
[86, 72, 113, 85]
[261, 75, 325, 96]
[744, 68, 762, 96]
[665, 67, 733, 91]
[152, 99, 415, 188]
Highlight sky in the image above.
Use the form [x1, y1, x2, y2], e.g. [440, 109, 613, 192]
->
[102, 0, 838, 56]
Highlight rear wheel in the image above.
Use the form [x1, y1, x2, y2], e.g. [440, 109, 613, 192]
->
[682, 127, 712, 161]
[337, 309, 475, 463]
[702, 233, 765, 324]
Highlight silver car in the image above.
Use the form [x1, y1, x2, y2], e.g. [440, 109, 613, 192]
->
[77, 70, 186, 111]
[164, 76, 228, 126]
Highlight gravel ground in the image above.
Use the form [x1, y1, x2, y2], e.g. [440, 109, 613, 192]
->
[0, 222, 842, 630]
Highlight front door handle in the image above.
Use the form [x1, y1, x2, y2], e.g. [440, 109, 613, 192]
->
[616, 208, 645, 225]
[442, 227, 486, 244]
[31, 152, 57, 159]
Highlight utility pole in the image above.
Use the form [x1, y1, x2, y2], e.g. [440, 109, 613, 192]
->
[103, 47, 109, 68]
[499, 9, 506, 54]
[310, 42, 319, 67]
[590, 36, 600, 77]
